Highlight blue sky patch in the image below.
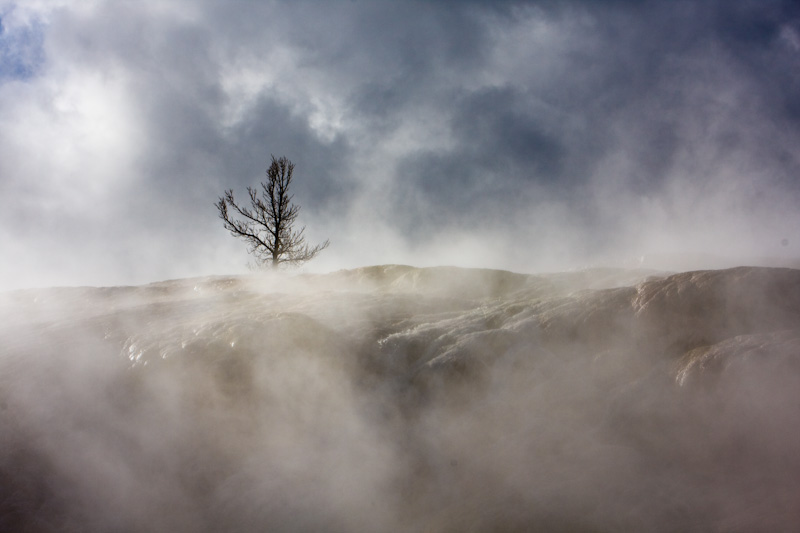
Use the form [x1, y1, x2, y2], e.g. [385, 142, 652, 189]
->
[0, 13, 45, 81]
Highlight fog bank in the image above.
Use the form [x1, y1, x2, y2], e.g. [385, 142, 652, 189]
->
[2, 265, 799, 531]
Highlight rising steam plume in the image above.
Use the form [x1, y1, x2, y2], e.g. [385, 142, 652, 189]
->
[2, 265, 799, 532]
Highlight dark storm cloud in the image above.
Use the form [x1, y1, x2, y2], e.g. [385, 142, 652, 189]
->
[386, 0, 800, 238]
[0, 0, 799, 288]
[220, 95, 352, 209]
[389, 85, 567, 234]
[449, 86, 565, 179]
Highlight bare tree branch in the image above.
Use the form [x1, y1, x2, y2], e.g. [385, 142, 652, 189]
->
[216, 155, 330, 269]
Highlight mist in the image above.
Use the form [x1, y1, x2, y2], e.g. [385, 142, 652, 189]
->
[2, 266, 800, 531]
[1, 1, 800, 530]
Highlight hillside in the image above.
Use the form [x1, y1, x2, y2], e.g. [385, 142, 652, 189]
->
[1, 265, 799, 532]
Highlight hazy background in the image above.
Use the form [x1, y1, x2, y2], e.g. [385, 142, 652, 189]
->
[1, 0, 799, 290]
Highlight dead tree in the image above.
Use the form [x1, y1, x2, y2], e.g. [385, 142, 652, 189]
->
[216, 156, 329, 269]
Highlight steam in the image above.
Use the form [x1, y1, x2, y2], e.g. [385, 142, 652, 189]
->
[2, 266, 799, 531]
[2, 2, 799, 527]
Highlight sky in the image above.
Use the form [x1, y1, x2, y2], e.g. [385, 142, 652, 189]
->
[1, 0, 799, 290]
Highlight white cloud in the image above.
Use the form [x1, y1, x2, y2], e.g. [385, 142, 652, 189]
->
[1, 0, 799, 290]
